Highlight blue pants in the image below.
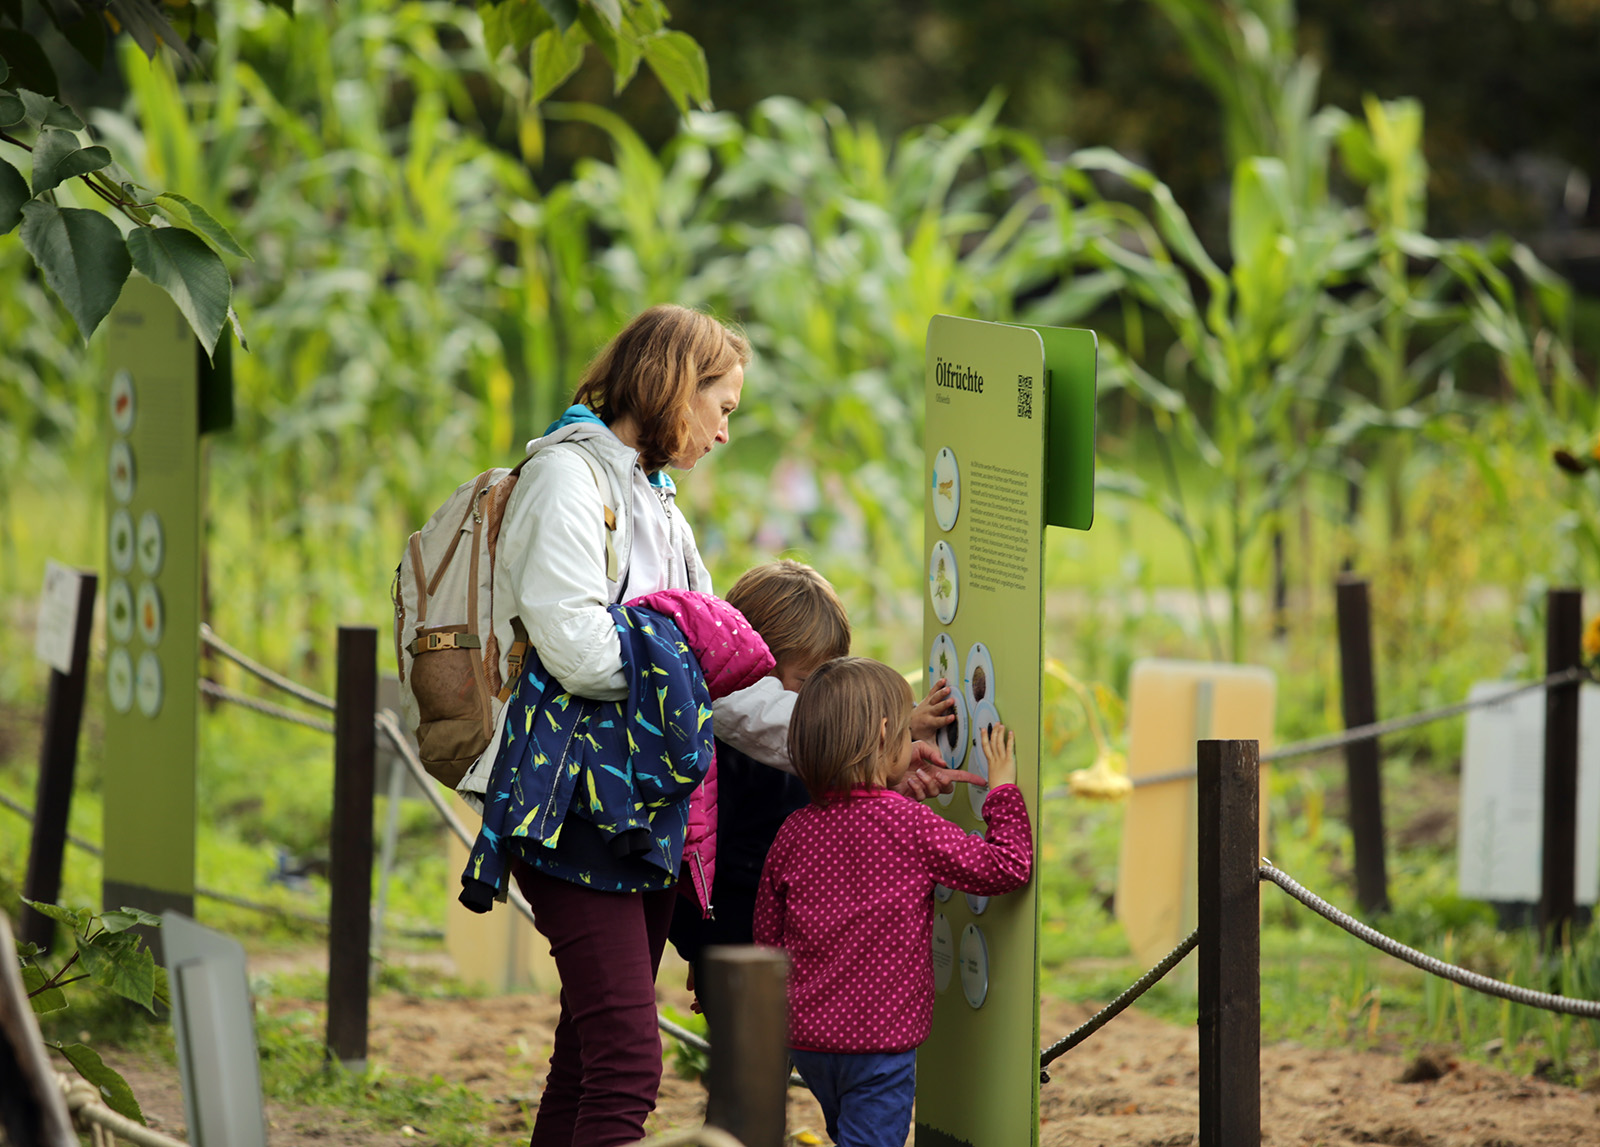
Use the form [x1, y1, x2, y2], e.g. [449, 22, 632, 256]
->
[789, 1048, 917, 1147]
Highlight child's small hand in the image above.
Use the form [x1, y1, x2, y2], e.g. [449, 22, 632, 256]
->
[911, 678, 956, 743]
[981, 723, 1017, 789]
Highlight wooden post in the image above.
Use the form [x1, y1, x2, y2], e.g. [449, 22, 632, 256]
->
[21, 571, 98, 953]
[702, 945, 790, 1147]
[1197, 739, 1260, 1147]
[326, 626, 376, 1069]
[1335, 576, 1389, 916]
[1540, 588, 1582, 945]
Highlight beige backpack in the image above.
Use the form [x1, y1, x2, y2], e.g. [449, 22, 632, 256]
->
[392, 451, 616, 786]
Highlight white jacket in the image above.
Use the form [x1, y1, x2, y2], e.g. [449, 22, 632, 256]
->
[457, 421, 794, 802]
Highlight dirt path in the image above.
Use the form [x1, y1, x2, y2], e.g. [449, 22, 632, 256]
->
[104, 955, 1599, 1147]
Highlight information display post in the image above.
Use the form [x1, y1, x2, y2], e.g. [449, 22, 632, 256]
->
[101, 280, 204, 954]
[916, 315, 1096, 1147]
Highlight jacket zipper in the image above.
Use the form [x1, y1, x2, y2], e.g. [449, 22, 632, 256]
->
[691, 852, 714, 920]
[537, 720, 582, 840]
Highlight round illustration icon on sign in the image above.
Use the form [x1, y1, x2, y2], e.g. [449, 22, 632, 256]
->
[964, 641, 996, 712]
[960, 923, 989, 1009]
[108, 579, 134, 644]
[932, 446, 960, 532]
[136, 582, 164, 647]
[109, 509, 135, 574]
[108, 647, 134, 714]
[928, 632, 959, 696]
[110, 369, 136, 435]
[931, 913, 955, 993]
[928, 540, 959, 625]
[935, 882, 953, 903]
[967, 699, 1002, 820]
[137, 511, 164, 578]
[937, 686, 969, 775]
[136, 650, 163, 718]
[109, 440, 136, 504]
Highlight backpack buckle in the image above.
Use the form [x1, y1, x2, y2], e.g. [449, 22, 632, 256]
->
[409, 631, 481, 655]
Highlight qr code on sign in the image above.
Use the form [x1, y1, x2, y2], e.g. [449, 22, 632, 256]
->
[1016, 374, 1033, 419]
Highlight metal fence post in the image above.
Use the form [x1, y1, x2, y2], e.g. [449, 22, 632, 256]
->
[1335, 576, 1389, 915]
[327, 626, 376, 1069]
[1541, 588, 1582, 945]
[22, 570, 98, 953]
[1197, 739, 1260, 1147]
[702, 945, 789, 1147]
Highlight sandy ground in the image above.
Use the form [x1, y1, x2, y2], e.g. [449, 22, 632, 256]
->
[100, 947, 1600, 1147]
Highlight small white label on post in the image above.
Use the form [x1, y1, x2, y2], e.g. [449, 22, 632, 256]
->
[35, 560, 82, 675]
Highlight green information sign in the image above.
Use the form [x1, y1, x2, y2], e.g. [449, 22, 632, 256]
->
[102, 279, 201, 943]
[916, 315, 1096, 1147]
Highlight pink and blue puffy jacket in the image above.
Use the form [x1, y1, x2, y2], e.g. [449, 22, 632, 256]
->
[459, 589, 771, 908]
[632, 590, 773, 917]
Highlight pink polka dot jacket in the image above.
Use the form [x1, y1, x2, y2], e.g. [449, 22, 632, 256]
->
[753, 784, 1032, 1054]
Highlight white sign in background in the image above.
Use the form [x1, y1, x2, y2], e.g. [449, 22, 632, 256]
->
[34, 560, 83, 675]
[1457, 682, 1600, 904]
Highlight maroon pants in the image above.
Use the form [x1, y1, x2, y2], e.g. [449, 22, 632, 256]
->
[513, 862, 679, 1147]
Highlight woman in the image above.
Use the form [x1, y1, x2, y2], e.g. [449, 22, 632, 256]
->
[456, 305, 971, 1146]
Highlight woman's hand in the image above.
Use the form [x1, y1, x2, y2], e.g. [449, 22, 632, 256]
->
[911, 678, 957, 743]
[894, 740, 985, 800]
[981, 723, 1017, 789]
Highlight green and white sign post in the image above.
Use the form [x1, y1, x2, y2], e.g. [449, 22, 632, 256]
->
[101, 279, 222, 951]
[916, 314, 1096, 1147]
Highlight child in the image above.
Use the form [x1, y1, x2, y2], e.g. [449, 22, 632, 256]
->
[754, 657, 1032, 1147]
[672, 561, 961, 1001]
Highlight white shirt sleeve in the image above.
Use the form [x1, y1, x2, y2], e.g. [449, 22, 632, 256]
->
[500, 449, 629, 701]
[711, 676, 796, 773]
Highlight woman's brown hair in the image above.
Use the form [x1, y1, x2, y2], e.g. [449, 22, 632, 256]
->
[571, 304, 751, 472]
[724, 560, 850, 671]
[789, 657, 913, 802]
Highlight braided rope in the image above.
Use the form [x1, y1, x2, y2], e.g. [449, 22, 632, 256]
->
[59, 1073, 190, 1147]
[1038, 928, 1198, 1082]
[200, 625, 337, 711]
[1260, 861, 1600, 1017]
[199, 679, 336, 734]
[1040, 666, 1592, 796]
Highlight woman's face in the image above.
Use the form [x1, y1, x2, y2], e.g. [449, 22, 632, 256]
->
[674, 364, 744, 469]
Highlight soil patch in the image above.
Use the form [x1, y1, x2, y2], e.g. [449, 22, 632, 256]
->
[102, 955, 1600, 1146]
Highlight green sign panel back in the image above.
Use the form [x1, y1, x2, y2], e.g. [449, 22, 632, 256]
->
[916, 314, 1095, 1147]
[102, 279, 200, 932]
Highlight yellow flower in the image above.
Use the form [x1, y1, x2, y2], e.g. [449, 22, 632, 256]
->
[1067, 749, 1132, 801]
[1583, 615, 1600, 663]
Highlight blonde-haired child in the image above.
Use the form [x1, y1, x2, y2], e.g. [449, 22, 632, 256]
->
[754, 657, 1032, 1147]
[673, 561, 964, 1003]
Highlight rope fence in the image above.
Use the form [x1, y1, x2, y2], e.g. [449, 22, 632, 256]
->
[1046, 665, 1589, 797]
[1259, 860, 1600, 1018]
[200, 624, 337, 712]
[1038, 928, 1197, 1083]
[59, 1072, 189, 1147]
[199, 679, 336, 734]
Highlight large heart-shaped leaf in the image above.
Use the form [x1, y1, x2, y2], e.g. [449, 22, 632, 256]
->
[99, 906, 162, 933]
[127, 225, 231, 356]
[642, 32, 709, 114]
[20, 899, 92, 930]
[21, 964, 68, 1014]
[531, 24, 587, 103]
[17, 88, 83, 130]
[20, 201, 131, 339]
[56, 1043, 146, 1124]
[154, 192, 251, 258]
[0, 156, 27, 234]
[30, 127, 111, 195]
[77, 930, 156, 1012]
